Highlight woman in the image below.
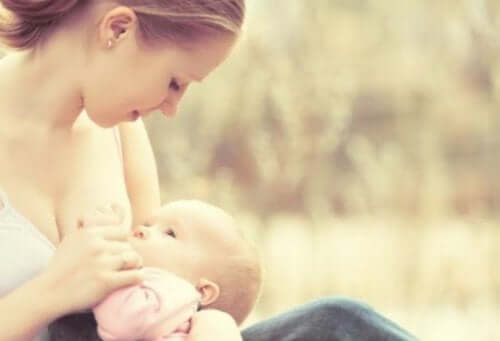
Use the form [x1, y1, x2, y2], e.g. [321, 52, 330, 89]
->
[0, 0, 417, 340]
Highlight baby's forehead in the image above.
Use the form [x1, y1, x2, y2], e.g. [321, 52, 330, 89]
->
[157, 200, 230, 222]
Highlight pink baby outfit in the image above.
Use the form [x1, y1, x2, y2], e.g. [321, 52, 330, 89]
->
[93, 267, 201, 341]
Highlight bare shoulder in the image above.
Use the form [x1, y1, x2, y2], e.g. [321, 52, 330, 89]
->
[118, 119, 161, 225]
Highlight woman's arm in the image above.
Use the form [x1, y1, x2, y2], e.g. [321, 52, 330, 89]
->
[0, 273, 64, 340]
[0, 224, 144, 341]
[119, 119, 161, 226]
[187, 310, 243, 341]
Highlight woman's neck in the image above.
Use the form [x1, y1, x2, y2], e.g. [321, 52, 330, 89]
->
[0, 31, 86, 133]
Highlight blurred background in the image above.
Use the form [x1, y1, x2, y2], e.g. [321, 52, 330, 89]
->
[145, 1, 500, 340]
[3, 0, 499, 340]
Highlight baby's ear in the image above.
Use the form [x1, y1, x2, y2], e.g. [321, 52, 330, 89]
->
[196, 278, 220, 307]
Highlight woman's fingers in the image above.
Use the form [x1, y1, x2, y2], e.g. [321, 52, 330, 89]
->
[105, 251, 143, 271]
[109, 269, 145, 289]
[104, 240, 136, 254]
[118, 251, 143, 270]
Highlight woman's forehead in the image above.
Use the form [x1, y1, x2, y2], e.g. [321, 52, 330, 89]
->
[165, 35, 237, 80]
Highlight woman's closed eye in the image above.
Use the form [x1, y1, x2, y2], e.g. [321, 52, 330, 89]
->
[164, 227, 177, 238]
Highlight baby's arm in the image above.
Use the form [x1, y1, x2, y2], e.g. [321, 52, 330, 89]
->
[186, 310, 243, 341]
[93, 285, 158, 341]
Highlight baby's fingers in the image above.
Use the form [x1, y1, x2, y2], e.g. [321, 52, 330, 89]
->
[79, 215, 118, 229]
[79, 204, 124, 228]
[85, 225, 129, 241]
[110, 203, 125, 222]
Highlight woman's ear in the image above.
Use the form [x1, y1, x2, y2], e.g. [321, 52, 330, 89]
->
[98, 6, 137, 48]
[196, 278, 220, 306]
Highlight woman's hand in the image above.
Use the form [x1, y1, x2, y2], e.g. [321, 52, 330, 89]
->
[41, 204, 144, 315]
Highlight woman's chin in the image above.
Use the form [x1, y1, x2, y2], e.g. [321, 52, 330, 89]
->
[91, 118, 117, 128]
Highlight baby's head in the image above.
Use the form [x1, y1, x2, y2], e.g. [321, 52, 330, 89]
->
[128, 200, 262, 325]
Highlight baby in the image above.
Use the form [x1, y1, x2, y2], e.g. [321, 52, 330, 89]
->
[49, 200, 262, 341]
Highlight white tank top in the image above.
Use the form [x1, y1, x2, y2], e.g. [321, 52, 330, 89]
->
[0, 190, 55, 340]
[0, 190, 55, 294]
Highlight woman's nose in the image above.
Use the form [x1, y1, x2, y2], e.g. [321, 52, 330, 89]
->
[161, 85, 188, 117]
[160, 101, 178, 118]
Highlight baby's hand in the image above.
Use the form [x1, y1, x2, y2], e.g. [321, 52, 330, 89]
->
[78, 204, 125, 229]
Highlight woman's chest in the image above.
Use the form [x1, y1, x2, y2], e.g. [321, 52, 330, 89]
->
[0, 125, 132, 246]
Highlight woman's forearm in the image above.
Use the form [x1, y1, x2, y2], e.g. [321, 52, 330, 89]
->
[0, 272, 65, 341]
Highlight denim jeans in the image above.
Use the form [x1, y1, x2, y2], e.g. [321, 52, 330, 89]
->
[241, 297, 419, 341]
[48, 297, 418, 341]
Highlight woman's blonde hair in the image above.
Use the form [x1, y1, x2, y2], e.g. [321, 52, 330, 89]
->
[0, 0, 245, 49]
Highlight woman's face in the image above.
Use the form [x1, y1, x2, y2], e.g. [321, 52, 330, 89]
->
[82, 14, 236, 127]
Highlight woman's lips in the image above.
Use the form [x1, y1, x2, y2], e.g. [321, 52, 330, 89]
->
[130, 110, 140, 121]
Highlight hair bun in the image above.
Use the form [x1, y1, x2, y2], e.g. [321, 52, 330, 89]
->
[0, 0, 83, 49]
[1, 0, 81, 24]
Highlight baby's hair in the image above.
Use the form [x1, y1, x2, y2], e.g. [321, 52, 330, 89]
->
[0, 0, 245, 49]
[203, 224, 262, 325]
[167, 199, 262, 325]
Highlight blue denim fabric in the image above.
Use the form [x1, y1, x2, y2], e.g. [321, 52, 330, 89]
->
[241, 297, 419, 341]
